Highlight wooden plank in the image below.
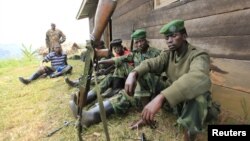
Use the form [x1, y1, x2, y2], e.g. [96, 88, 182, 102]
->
[134, 0, 250, 28]
[139, 8, 250, 38]
[210, 58, 250, 93]
[186, 9, 250, 37]
[188, 36, 250, 60]
[113, 0, 151, 19]
[212, 84, 250, 117]
[112, 1, 152, 40]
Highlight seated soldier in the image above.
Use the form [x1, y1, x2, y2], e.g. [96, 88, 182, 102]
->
[19, 43, 72, 84]
[65, 40, 109, 87]
[69, 39, 133, 110]
[68, 29, 163, 128]
[125, 20, 218, 141]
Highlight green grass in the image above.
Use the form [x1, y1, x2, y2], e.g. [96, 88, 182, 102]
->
[0, 58, 247, 141]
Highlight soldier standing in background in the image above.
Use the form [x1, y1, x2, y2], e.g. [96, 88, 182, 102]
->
[46, 23, 66, 53]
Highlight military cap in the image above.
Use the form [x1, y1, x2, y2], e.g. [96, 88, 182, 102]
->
[110, 39, 122, 47]
[131, 29, 146, 40]
[160, 19, 185, 35]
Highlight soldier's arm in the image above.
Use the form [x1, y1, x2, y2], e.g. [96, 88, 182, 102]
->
[161, 52, 211, 107]
[133, 51, 168, 77]
[45, 32, 50, 48]
[98, 58, 115, 65]
[112, 54, 133, 67]
[59, 31, 66, 43]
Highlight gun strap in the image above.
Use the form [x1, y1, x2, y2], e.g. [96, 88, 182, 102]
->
[93, 61, 111, 141]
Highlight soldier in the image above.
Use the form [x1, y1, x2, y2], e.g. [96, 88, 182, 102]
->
[19, 43, 72, 84]
[65, 40, 107, 87]
[69, 29, 163, 128]
[69, 39, 133, 109]
[125, 20, 214, 141]
[46, 23, 66, 53]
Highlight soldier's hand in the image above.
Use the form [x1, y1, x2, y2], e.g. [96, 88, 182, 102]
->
[141, 94, 166, 125]
[125, 71, 138, 96]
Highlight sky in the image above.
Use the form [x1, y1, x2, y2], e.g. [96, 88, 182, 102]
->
[0, 0, 89, 48]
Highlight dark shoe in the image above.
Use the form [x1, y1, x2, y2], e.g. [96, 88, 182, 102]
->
[69, 100, 78, 118]
[81, 101, 114, 127]
[18, 77, 30, 85]
[65, 77, 79, 87]
[69, 100, 114, 127]
[86, 90, 97, 105]
[102, 88, 121, 98]
[112, 77, 125, 89]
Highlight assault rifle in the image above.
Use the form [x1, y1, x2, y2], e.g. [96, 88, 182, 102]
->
[76, 0, 117, 141]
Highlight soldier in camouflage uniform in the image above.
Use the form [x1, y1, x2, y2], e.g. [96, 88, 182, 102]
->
[46, 23, 66, 53]
[125, 20, 214, 141]
[65, 40, 108, 87]
[69, 29, 163, 128]
[69, 39, 133, 108]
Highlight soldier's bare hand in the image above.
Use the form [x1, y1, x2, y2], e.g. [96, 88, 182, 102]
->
[125, 71, 138, 96]
[141, 94, 166, 124]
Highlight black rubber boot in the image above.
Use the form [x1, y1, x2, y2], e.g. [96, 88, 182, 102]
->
[69, 90, 97, 115]
[69, 100, 114, 127]
[65, 77, 79, 87]
[112, 77, 125, 89]
[19, 72, 41, 85]
[86, 90, 97, 105]
[81, 101, 114, 127]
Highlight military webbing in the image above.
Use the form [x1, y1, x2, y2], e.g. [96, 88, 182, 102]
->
[77, 40, 94, 141]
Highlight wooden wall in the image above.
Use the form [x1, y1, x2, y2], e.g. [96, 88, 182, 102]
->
[109, 0, 250, 115]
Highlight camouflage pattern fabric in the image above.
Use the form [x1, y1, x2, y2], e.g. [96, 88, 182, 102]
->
[110, 47, 162, 113]
[46, 29, 66, 52]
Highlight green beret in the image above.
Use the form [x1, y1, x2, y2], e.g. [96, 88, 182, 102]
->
[110, 39, 122, 47]
[131, 29, 146, 40]
[160, 19, 185, 35]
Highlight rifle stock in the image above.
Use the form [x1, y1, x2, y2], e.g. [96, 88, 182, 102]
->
[76, 0, 117, 140]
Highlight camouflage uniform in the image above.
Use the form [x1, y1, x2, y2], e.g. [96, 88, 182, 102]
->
[46, 29, 66, 52]
[110, 47, 163, 114]
[133, 44, 212, 134]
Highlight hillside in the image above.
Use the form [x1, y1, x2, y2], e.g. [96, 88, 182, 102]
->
[0, 59, 247, 141]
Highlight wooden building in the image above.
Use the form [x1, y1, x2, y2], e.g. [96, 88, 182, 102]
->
[76, 0, 250, 117]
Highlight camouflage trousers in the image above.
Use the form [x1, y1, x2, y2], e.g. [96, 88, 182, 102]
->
[110, 73, 165, 114]
[111, 88, 212, 134]
[169, 92, 211, 134]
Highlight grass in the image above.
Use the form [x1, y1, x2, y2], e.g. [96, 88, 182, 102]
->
[0, 58, 248, 141]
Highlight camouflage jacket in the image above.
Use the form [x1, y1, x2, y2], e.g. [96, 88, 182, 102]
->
[134, 43, 211, 107]
[46, 29, 66, 50]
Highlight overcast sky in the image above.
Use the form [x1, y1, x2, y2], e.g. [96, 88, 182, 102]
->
[0, 0, 89, 48]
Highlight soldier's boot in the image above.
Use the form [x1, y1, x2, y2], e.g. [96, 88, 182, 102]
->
[70, 90, 98, 104]
[86, 90, 97, 105]
[18, 72, 41, 85]
[65, 77, 79, 87]
[112, 77, 125, 89]
[102, 77, 125, 98]
[69, 90, 97, 118]
[81, 101, 114, 127]
[69, 100, 114, 127]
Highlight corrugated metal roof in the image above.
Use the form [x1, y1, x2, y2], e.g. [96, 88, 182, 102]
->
[76, 0, 99, 19]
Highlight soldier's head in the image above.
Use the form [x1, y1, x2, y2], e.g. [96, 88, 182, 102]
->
[131, 29, 149, 53]
[160, 19, 188, 51]
[110, 39, 124, 55]
[53, 43, 62, 54]
[51, 23, 56, 30]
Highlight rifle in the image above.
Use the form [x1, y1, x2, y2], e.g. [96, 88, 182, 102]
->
[130, 24, 135, 51]
[76, 0, 117, 140]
